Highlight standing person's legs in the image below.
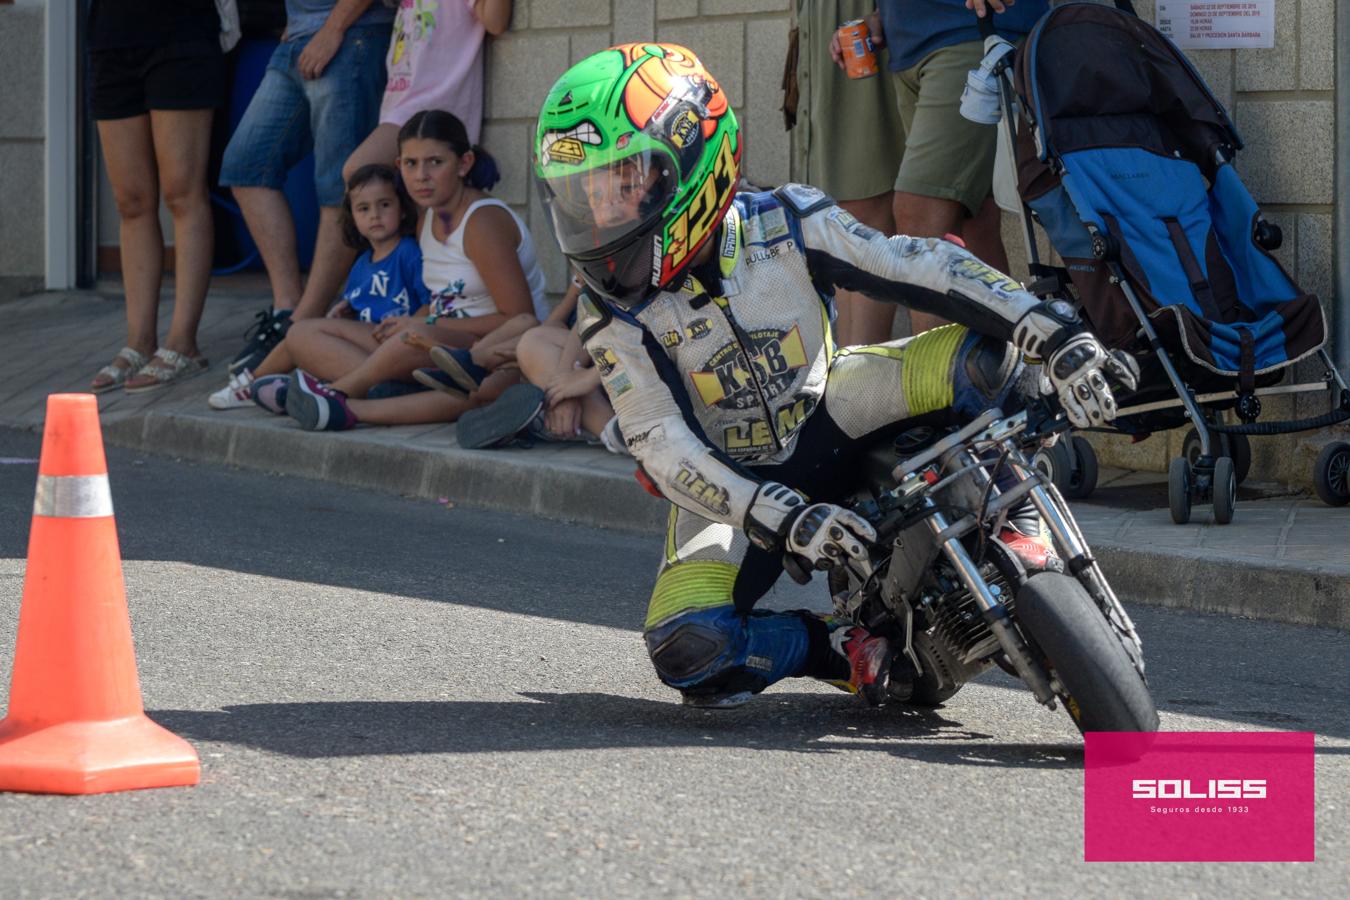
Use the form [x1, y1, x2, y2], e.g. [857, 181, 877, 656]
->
[232, 187, 303, 310]
[833, 193, 897, 345]
[794, 0, 903, 347]
[891, 41, 1006, 335]
[95, 115, 163, 375]
[219, 45, 312, 311]
[147, 108, 215, 358]
[293, 26, 389, 320]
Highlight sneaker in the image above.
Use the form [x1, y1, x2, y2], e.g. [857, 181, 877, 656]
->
[429, 345, 490, 393]
[455, 383, 545, 449]
[367, 379, 428, 399]
[207, 369, 255, 410]
[285, 368, 357, 431]
[998, 527, 1063, 573]
[250, 373, 289, 415]
[412, 367, 469, 399]
[826, 623, 894, 706]
[599, 415, 627, 455]
[230, 308, 293, 374]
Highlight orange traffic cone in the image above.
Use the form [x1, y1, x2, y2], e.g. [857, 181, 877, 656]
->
[0, 394, 199, 794]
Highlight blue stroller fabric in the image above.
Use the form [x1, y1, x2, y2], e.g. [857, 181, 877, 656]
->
[1011, 2, 1325, 381]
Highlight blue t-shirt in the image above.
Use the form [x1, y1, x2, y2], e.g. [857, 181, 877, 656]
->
[880, 0, 1049, 72]
[343, 237, 429, 323]
[285, 0, 394, 41]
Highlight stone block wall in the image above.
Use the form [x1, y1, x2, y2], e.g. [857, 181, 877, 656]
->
[0, 3, 47, 298]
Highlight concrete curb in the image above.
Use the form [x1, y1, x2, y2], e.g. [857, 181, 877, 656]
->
[99, 409, 1349, 632]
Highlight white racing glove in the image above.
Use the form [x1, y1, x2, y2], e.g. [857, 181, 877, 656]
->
[1013, 300, 1140, 429]
[785, 503, 877, 571]
[744, 482, 877, 571]
[1045, 333, 1140, 427]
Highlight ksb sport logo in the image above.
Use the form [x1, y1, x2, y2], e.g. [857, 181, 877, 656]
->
[1131, 779, 1267, 799]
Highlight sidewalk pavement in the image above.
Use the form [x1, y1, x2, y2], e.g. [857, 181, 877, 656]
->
[4, 287, 1347, 631]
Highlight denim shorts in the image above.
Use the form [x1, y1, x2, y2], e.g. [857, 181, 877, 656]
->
[220, 26, 389, 207]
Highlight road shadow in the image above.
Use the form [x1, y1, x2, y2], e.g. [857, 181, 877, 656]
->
[151, 692, 1083, 770]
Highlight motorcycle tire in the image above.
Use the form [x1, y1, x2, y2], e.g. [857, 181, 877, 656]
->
[1016, 573, 1159, 736]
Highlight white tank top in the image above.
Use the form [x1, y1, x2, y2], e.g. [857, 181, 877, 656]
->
[420, 198, 548, 320]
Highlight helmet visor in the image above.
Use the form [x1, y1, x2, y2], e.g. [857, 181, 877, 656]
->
[537, 149, 677, 261]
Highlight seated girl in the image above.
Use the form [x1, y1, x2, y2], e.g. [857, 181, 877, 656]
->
[283, 109, 547, 431]
[206, 163, 427, 410]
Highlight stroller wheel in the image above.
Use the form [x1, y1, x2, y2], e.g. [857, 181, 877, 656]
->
[1183, 428, 1251, 485]
[1064, 436, 1099, 499]
[1212, 457, 1237, 525]
[1168, 457, 1192, 525]
[1032, 441, 1073, 493]
[1313, 441, 1350, 507]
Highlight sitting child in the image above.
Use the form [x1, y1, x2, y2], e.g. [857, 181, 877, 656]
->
[282, 110, 546, 431]
[406, 271, 585, 400]
[450, 275, 624, 453]
[207, 163, 426, 411]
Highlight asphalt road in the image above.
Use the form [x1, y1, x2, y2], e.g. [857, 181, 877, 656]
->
[0, 428, 1345, 898]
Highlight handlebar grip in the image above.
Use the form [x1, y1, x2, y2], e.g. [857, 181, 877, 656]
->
[782, 553, 814, 586]
[977, 12, 995, 39]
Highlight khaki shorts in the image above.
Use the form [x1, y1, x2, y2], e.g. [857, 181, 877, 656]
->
[793, 0, 904, 202]
[892, 39, 997, 217]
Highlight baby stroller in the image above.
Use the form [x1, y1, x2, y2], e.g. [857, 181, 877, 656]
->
[963, 0, 1350, 523]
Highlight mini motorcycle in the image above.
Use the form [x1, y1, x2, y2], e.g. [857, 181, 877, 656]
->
[815, 401, 1160, 736]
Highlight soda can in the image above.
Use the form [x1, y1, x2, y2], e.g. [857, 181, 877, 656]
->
[837, 19, 879, 80]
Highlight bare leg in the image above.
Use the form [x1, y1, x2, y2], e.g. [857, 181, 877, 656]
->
[292, 206, 356, 320]
[833, 192, 897, 345]
[232, 185, 303, 311]
[329, 327, 436, 397]
[470, 313, 541, 366]
[348, 390, 472, 425]
[96, 115, 163, 373]
[341, 122, 400, 185]
[516, 325, 613, 436]
[892, 191, 968, 334]
[285, 318, 381, 382]
[961, 195, 1010, 274]
[516, 324, 572, 385]
[150, 109, 214, 358]
[252, 339, 296, 377]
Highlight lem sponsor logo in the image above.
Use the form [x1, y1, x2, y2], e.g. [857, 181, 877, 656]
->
[671, 461, 731, 516]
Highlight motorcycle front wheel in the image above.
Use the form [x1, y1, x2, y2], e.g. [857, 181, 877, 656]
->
[1016, 573, 1159, 735]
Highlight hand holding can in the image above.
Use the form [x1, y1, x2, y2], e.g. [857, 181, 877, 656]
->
[836, 19, 879, 80]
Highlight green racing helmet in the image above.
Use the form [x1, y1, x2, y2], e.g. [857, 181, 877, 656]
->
[534, 43, 741, 309]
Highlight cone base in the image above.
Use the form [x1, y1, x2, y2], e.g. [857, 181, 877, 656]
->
[0, 715, 200, 795]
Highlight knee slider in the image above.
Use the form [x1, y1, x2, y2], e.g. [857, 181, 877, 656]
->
[644, 608, 744, 690]
[954, 334, 1028, 417]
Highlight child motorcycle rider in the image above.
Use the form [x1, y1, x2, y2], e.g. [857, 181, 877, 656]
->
[533, 43, 1136, 709]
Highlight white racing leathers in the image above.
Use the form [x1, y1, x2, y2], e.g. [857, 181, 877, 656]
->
[576, 185, 1051, 541]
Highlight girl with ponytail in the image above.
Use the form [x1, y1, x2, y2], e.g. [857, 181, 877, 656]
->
[279, 109, 548, 432]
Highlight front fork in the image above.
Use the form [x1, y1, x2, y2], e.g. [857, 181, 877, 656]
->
[913, 440, 1147, 709]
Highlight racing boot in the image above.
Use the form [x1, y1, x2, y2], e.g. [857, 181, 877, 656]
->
[998, 522, 1063, 574]
[821, 619, 895, 706]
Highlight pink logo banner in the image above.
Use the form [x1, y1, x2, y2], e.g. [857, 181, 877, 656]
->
[1084, 731, 1314, 862]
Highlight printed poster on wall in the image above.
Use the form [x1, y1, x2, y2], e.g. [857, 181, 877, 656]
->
[1155, 1, 1275, 49]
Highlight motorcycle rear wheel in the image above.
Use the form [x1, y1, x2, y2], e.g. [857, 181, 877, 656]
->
[1016, 573, 1159, 735]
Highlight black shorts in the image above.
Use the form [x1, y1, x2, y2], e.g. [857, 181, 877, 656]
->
[89, 39, 226, 120]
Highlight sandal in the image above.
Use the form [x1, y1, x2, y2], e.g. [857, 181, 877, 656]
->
[90, 347, 149, 394]
[123, 348, 209, 394]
